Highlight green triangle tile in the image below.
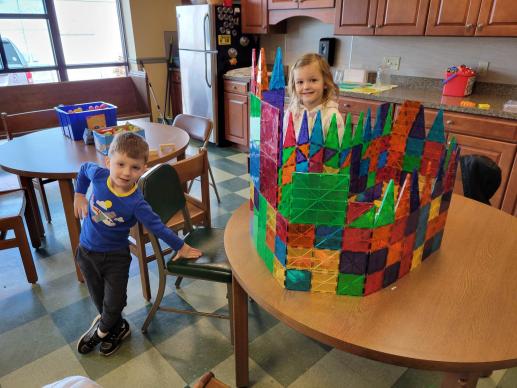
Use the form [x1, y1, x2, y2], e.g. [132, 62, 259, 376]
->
[341, 112, 353, 151]
[282, 146, 295, 165]
[375, 180, 395, 227]
[352, 111, 364, 147]
[348, 206, 375, 228]
[324, 113, 340, 150]
[382, 104, 393, 135]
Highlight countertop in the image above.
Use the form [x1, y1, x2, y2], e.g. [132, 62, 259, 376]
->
[223, 69, 517, 120]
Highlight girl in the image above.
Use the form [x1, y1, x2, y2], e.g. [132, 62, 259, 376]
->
[285, 53, 345, 141]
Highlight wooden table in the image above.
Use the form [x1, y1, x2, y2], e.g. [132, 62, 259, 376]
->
[224, 196, 517, 388]
[0, 122, 189, 282]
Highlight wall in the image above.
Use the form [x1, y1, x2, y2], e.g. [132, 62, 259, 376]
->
[262, 17, 517, 85]
[121, 0, 181, 121]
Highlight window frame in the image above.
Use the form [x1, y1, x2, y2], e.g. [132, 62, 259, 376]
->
[0, 0, 129, 82]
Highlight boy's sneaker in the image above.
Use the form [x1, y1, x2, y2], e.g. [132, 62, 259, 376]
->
[99, 319, 131, 356]
[77, 315, 102, 354]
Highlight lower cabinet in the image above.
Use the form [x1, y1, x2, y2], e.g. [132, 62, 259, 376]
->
[224, 80, 249, 147]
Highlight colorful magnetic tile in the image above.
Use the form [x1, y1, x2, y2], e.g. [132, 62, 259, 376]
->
[275, 236, 287, 266]
[287, 223, 315, 248]
[287, 246, 313, 269]
[265, 226, 276, 253]
[364, 270, 384, 296]
[273, 257, 286, 287]
[398, 251, 412, 278]
[389, 216, 407, 244]
[367, 248, 388, 274]
[371, 224, 392, 251]
[383, 262, 401, 288]
[315, 225, 343, 250]
[339, 251, 368, 275]
[411, 246, 424, 270]
[342, 227, 372, 252]
[276, 212, 288, 242]
[312, 249, 340, 272]
[429, 196, 441, 220]
[405, 209, 420, 235]
[422, 237, 434, 261]
[386, 241, 402, 266]
[285, 269, 311, 291]
[311, 270, 338, 293]
[337, 273, 365, 296]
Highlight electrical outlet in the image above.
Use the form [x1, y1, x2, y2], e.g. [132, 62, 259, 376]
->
[477, 61, 489, 76]
[383, 56, 401, 70]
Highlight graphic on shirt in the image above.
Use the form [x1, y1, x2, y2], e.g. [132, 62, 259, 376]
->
[90, 195, 125, 226]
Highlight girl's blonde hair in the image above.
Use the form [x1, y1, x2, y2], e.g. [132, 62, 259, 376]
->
[287, 53, 339, 110]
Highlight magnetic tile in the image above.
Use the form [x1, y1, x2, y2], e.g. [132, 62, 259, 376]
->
[0, 315, 67, 377]
[0, 345, 87, 388]
[249, 323, 331, 387]
[156, 318, 233, 383]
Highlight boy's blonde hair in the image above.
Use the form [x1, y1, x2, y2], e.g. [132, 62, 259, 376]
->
[287, 53, 339, 110]
[108, 132, 149, 163]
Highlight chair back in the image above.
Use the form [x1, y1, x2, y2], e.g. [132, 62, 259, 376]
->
[460, 154, 502, 205]
[172, 113, 212, 147]
[139, 163, 186, 224]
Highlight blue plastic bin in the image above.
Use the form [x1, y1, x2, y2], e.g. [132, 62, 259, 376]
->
[54, 101, 117, 141]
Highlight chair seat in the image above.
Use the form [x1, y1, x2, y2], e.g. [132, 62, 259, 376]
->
[166, 228, 231, 283]
[0, 190, 24, 218]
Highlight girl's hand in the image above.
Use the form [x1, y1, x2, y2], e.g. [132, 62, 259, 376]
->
[74, 193, 89, 219]
[173, 243, 203, 261]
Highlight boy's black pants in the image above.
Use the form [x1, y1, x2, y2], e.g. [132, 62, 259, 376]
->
[75, 245, 131, 333]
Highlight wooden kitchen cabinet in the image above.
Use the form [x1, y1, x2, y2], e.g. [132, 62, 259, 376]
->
[269, 0, 334, 10]
[170, 69, 182, 119]
[242, 0, 268, 34]
[338, 96, 385, 125]
[426, 0, 517, 36]
[335, 0, 430, 35]
[224, 80, 249, 147]
[502, 156, 517, 216]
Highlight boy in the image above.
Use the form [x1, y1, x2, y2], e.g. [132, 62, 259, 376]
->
[74, 132, 202, 356]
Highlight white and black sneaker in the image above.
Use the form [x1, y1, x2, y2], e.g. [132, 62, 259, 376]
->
[77, 315, 102, 354]
[99, 319, 131, 356]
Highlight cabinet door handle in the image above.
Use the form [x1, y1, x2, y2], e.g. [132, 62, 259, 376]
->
[477, 23, 484, 31]
[342, 103, 350, 108]
[368, 24, 374, 29]
[376, 24, 382, 28]
[446, 119, 454, 125]
[465, 23, 473, 30]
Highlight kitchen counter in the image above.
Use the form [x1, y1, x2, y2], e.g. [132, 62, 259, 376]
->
[223, 69, 517, 120]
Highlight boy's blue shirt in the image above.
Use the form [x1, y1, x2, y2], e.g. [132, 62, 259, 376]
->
[75, 162, 184, 252]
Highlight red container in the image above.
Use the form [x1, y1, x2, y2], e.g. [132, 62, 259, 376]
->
[442, 72, 476, 97]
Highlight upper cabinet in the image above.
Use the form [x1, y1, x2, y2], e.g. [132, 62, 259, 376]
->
[242, 0, 268, 34]
[426, 0, 517, 36]
[335, 0, 431, 35]
[269, 0, 334, 10]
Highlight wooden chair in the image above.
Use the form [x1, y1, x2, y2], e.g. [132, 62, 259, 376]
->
[0, 189, 38, 284]
[172, 114, 221, 203]
[137, 161, 232, 336]
[130, 149, 212, 300]
[1, 112, 54, 223]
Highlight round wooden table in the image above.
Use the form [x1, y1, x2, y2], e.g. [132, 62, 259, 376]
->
[224, 196, 517, 388]
[0, 121, 189, 281]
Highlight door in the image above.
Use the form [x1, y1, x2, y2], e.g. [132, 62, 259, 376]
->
[224, 91, 249, 146]
[299, 0, 335, 9]
[177, 5, 215, 51]
[335, 0, 378, 35]
[375, 0, 431, 35]
[475, 0, 517, 36]
[426, 0, 481, 35]
[268, 0, 298, 10]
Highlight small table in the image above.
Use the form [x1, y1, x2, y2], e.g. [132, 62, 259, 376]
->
[0, 121, 189, 282]
[224, 196, 517, 388]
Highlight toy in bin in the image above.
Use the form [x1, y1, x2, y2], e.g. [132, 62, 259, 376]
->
[55, 101, 117, 141]
[442, 65, 476, 97]
[93, 123, 145, 155]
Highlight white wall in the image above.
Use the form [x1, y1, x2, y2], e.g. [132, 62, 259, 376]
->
[262, 17, 517, 84]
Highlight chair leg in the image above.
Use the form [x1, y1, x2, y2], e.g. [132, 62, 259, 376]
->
[208, 163, 221, 203]
[227, 282, 234, 346]
[134, 235, 152, 301]
[13, 217, 37, 284]
[141, 269, 167, 333]
[34, 178, 52, 223]
[175, 276, 183, 289]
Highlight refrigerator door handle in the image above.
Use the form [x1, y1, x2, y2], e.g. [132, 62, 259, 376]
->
[203, 13, 209, 51]
[205, 52, 211, 88]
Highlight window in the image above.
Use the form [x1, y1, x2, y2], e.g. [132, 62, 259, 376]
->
[0, 0, 127, 86]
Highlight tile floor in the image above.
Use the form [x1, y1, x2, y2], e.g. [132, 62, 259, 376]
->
[0, 142, 515, 388]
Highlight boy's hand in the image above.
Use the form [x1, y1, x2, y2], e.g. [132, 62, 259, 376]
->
[173, 243, 203, 261]
[74, 193, 89, 219]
